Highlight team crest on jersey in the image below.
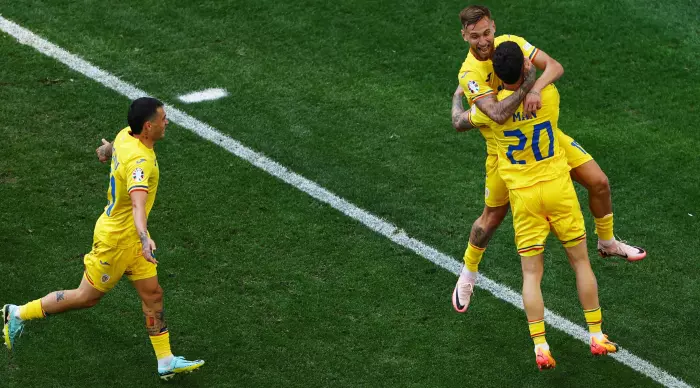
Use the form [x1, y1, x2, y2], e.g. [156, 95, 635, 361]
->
[132, 167, 145, 182]
[101, 274, 110, 283]
[468, 80, 480, 94]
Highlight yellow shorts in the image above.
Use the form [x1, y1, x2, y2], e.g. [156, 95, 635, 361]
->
[484, 154, 510, 208]
[509, 175, 586, 256]
[559, 130, 594, 169]
[83, 237, 157, 293]
[483, 131, 593, 208]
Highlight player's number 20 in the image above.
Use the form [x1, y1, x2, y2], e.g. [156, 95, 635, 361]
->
[503, 120, 555, 164]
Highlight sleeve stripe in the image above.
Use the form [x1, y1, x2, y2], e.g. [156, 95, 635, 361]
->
[472, 91, 496, 102]
[128, 185, 149, 193]
[529, 48, 540, 60]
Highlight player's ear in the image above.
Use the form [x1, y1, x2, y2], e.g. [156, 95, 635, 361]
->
[491, 20, 496, 33]
[461, 28, 468, 42]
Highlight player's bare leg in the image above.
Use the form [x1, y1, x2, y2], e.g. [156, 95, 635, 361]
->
[133, 276, 204, 380]
[571, 160, 646, 261]
[563, 240, 618, 356]
[520, 253, 555, 370]
[3, 277, 104, 350]
[453, 203, 509, 312]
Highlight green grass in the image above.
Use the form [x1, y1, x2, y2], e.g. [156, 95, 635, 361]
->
[0, 0, 698, 386]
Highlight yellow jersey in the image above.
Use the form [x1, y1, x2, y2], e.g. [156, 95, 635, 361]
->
[94, 127, 160, 247]
[458, 34, 539, 155]
[468, 84, 569, 189]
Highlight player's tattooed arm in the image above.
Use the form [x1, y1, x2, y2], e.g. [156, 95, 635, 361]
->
[474, 58, 537, 125]
[452, 85, 475, 132]
[96, 138, 112, 163]
[131, 190, 158, 264]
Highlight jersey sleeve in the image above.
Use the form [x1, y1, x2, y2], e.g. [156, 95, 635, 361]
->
[459, 70, 496, 104]
[125, 156, 153, 194]
[502, 34, 539, 62]
[467, 103, 494, 128]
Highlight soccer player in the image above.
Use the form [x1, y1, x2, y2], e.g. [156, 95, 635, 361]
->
[2, 98, 205, 380]
[472, 41, 618, 368]
[450, 5, 646, 313]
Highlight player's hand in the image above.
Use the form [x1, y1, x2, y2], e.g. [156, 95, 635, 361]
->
[524, 90, 542, 117]
[454, 85, 465, 97]
[96, 139, 111, 163]
[142, 238, 158, 264]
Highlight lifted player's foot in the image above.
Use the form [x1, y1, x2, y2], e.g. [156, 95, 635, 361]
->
[598, 239, 646, 262]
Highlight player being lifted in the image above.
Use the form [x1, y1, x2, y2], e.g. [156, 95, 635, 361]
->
[450, 5, 646, 312]
[472, 41, 618, 369]
[2, 98, 204, 380]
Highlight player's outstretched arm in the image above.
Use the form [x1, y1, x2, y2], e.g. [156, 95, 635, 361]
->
[475, 58, 537, 125]
[96, 138, 112, 163]
[130, 190, 158, 264]
[524, 50, 564, 115]
[452, 85, 475, 132]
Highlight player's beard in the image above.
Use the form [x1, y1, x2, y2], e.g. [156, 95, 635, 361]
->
[476, 43, 493, 60]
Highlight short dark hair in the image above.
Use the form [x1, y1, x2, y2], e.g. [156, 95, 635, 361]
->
[459, 5, 491, 28]
[127, 97, 163, 134]
[492, 41, 523, 85]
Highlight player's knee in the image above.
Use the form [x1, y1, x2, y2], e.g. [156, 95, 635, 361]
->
[77, 291, 102, 308]
[142, 285, 164, 306]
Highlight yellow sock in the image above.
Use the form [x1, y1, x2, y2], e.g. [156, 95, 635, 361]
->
[19, 299, 45, 321]
[149, 331, 173, 360]
[584, 307, 603, 334]
[528, 319, 547, 345]
[594, 213, 614, 241]
[463, 242, 485, 272]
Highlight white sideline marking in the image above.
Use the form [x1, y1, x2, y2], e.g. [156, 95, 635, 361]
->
[178, 88, 228, 103]
[0, 16, 690, 388]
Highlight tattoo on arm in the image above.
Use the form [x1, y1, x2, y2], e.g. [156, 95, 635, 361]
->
[452, 93, 475, 131]
[475, 64, 537, 125]
[139, 231, 149, 247]
[56, 291, 65, 302]
[476, 90, 526, 125]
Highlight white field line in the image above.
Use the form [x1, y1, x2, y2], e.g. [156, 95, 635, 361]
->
[0, 15, 690, 388]
[178, 88, 228, 103]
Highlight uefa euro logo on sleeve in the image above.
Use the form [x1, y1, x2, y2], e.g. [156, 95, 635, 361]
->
[132, 168, 145, 182]
[468, 80, 480, 94]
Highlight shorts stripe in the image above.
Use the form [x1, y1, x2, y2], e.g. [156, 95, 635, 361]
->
[518, 244, 545, 254]
[561, 232, 587, 244]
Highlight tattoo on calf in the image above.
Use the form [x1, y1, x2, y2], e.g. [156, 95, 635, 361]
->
[56, 291, 66, 302]
[145, 309, 168, 336]
[469, 225, 494, 248]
